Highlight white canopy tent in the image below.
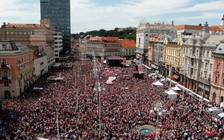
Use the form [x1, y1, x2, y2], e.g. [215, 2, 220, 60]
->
[37, 138, 49, 140]
[152, 81, 163, 87]
[165, 89, 178, 99]
[171, 86, 181, 91]
[106, 77, 116, 85]
[166, 78, 210, 103]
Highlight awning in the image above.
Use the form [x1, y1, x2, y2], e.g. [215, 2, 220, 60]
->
[173, 74, 179, 79]
[151, 64, 158, 69]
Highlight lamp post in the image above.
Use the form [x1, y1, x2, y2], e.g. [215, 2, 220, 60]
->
[150, 102, 166, 140]
[92, 50, 104, 139]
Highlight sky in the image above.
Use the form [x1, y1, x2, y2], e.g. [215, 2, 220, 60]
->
[0, 0, 223, 33]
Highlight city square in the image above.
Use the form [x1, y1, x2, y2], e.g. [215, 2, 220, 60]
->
[0, 0, 224, 140]
[0, 57, 223, 139]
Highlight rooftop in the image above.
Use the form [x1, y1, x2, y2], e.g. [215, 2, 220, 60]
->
[119, 39, 136, 47]
[2, 23, 45, 28]
[213, 42, 224, 55]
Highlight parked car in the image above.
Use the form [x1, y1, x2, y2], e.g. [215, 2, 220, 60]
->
[206, 107, 223, 115]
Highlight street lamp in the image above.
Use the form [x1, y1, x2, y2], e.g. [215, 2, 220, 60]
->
[150, 102, 166, 140]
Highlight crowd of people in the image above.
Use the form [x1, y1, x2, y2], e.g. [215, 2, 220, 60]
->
[0, 58, 223, 140]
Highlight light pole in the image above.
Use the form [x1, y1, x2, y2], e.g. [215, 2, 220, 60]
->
[56, 108, 60, 140]
[150, 102, 166, 140]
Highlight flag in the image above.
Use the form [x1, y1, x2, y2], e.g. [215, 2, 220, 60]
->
[6, 64, 11, 69]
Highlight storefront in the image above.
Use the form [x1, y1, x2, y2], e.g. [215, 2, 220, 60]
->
[198, 82, 210, 99]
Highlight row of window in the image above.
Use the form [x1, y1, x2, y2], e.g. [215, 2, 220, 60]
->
[184, 47, 211, 58]
[6, 38, 29, 41]
[6, 31, 32, 35]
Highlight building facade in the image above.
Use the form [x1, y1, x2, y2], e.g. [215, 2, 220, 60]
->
[54, 31, 63, 58]
[0, 41, 34, 98]
[40, 0, 71, 52]
[30, 27, 55, 68]
[119, 39, 136, 58]
[0, 23, 38, 45]
[163, 37, 183, 79]
[86, 37, 121, 57]
[136, 22, 176, 64]
[210, 41, 224, 105]
[180, 22, 224, 98]
[0, 21, 56, 69]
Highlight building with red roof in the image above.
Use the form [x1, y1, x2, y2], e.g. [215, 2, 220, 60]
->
[119, 39, 136, 57]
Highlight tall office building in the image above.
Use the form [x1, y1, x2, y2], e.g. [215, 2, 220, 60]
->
[40, 0, 71, 53]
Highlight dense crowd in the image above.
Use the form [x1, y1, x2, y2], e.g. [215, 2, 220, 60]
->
[0, 59, 223, 140]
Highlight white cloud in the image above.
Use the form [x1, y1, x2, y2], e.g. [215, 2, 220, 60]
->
[0, 0, 223, 33]
[0, 0, 40, 24]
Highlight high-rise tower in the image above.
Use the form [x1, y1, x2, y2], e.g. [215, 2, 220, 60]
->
[40, 0, 71, 53]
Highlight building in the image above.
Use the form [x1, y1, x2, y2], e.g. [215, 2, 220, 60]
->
[54, 31, 63, 59]
[210, 41, 224, 105]
[0, 22, 42, 45]
[30, 27, 55, 68]
[180, 22, 224, 98]
[40, 0, 71, 52]
[0, 41, 34, 98]
[0, 21, 55, 69]
[176, 24, 223, 38]
[85, 36, 121, 58]
[135, 22, 176, 64]
[163, 37, 183, 79]
[147, 34, 158, 68]
[118, 39, 136, 58]
[153, 35, 170, 74]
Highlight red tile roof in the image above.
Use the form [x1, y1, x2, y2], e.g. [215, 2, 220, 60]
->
[209, 26, 223, 32]
[5, 23, 45, 28]
[175, 25, 203, 30]
[89, 36, 119, 42]
[175, 25, 223, 32]
[119, 39, 136, 47]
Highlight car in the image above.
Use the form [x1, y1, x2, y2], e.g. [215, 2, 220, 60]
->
[214, 112, 224, 122]
[206, 107, 223, 115]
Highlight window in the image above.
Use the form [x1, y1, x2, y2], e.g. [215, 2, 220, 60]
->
[223, 78, 224, 86]
[216, 64, 219, 71]
[189, 49, 192, 55]
[4, 82, 9, 87]
[210, 64, 212, 71]
[207, 51, 209, 57]
[3, 71, 8, 77]
[215, 76, 218, 83]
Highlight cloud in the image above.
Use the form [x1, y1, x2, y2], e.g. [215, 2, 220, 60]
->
[0, 0, 40, 24]
[0, 0, 223, 33]
[71, 0, 194, 32]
